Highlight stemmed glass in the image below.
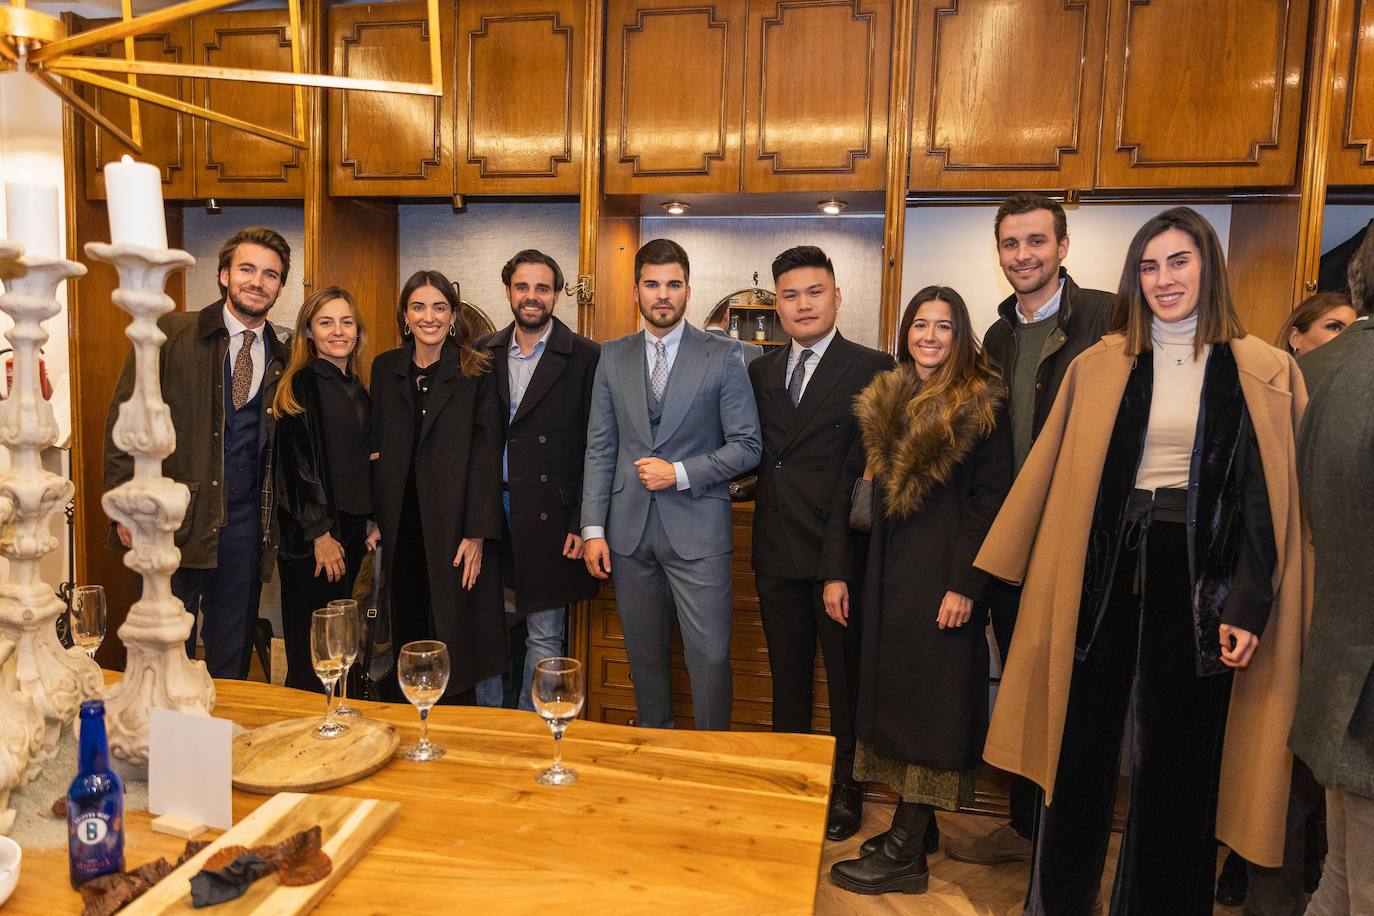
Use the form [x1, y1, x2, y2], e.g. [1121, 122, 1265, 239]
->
[531, 657, 585, 786]
[69, 586, 106, 659]
[398, 640, 449, 762]
[328, 599, 361, 718]
[310, 607, 350, 739]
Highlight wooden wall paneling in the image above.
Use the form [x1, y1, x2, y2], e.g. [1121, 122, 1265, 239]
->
[1098, 0, 1310, 188]
[328, 0, 456, 197]
[455, 0, 585, 194]
[192, 8, 306, 199]
[73, 16, 195, 201]
[591, 210, 642, 342]
[741, 0, 892, 193]
[603, 0, 747, 194]
[1328, 0, 1374, 185]
[879, 0, 915, 357]
[575, 0, 605, 339]
[1228, 199, 1303, 347]
[907, 0, 1106, 192]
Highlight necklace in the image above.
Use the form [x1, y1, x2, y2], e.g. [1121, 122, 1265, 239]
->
[1155, 340, 1190, 366]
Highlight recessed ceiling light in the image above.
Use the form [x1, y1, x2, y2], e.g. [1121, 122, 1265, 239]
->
[818, 199, 847, 215]
[662, 201, 689, 215]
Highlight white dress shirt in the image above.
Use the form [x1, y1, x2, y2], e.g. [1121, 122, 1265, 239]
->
[503, 323, 552, 481]
[784, 326, 838, 402]
[223, 304, 266, 400]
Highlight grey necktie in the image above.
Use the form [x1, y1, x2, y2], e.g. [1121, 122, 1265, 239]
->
[651, 339, 668, 403]
[788, 348, 813, 407]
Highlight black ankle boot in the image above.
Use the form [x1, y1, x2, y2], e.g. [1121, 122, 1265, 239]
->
[859, 811, 940, 857]
[831, 802, 931, 895]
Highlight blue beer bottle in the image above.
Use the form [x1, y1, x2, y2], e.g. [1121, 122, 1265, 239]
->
[68, 699, 124, 887]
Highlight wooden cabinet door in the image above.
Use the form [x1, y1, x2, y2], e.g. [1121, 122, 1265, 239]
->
[329, 0, 455, 197]
[75, 17, 195, 200]
[455, 0, 585, 194]
[907, 0, 1106, 192]
[1098, 0, 1309, 188]
[742, 0, 891, 192]
[192, 9, 306, 198]
[1329, 0, 1374, 185]
[604, 0, 747, 194]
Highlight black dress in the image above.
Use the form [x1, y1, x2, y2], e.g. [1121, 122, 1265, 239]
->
[275, 358, 372, 691]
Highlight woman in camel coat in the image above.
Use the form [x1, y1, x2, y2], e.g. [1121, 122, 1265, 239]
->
[974, 207, 1308, 915]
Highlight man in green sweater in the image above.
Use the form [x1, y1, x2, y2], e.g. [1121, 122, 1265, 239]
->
[946, 193, 1113, 866]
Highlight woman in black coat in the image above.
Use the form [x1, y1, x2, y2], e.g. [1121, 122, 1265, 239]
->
[823, 286, 1011, 896]
[367, 270, 505, 703]
[273, 286, 373, 691]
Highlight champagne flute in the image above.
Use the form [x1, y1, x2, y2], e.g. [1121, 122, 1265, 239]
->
[398, 640, 449, 762]
[531, 657, 584, 786]
[69, 586, 106, 659]
[310, 607, 349, 738]
[328, 599, 361, 718]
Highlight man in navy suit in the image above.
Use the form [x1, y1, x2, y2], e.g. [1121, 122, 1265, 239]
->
[581, 239, 762, 730]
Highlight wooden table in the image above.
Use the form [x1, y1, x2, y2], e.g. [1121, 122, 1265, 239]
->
[8, 677, 833, 914]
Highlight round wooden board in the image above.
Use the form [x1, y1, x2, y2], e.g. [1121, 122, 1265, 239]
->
[232, 716, 400, 794]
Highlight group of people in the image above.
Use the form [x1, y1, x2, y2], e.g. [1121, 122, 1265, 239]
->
[100, 192, 1374, 914]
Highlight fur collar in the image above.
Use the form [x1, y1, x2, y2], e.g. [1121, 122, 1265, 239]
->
[854, 365, 1002, 518]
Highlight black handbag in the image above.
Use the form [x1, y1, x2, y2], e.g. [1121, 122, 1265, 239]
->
[849, 477, 875, 533]
[347, 548, 386, 701]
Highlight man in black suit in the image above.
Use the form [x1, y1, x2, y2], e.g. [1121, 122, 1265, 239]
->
[749, 245, 894, 839]
[475, 249, 601, 709]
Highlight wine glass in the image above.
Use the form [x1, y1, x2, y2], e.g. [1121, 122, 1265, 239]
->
[69, 586, 106, 659]
[328, 599, 361, 718]
[310, 607, 350, 739]
[398, 640, 449, 762]
[531, 657, 584, 786]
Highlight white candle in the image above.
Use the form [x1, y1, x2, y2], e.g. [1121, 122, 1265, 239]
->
[104, 155, 167, 249]
[4, 180, 61, 259]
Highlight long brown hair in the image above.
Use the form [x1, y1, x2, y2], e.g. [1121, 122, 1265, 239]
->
[896, 285, 1000, 435]
[272, 286, 368, 417]
[1110, 207, 1246, 357]
[1274, 290, 1355, 353]
[397, 270, 491, 378]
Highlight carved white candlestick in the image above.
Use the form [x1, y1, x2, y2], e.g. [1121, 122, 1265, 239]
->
[86, 242, 214, 765]
[0, 243, 101, 775]
[0, 240, 53, 835]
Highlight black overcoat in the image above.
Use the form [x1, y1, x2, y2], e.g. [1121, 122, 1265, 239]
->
[836, 368, 1012, 771]
[370, 341, 505, 692]
[478, 318, 601, 615]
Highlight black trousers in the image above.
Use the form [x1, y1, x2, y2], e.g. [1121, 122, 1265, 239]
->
[1026, 517, 1233, 916]
[756, 573, 861, 784]
[277, 512, 368, 692]
[987, 577, 1039, 839]
[173, 501, 261, 679]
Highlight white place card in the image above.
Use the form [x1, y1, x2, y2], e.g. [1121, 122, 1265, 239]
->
[148, 707, 233, 830]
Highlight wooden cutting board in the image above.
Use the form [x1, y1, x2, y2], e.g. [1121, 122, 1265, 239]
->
[232, 717, 400, 794]
[123, 792, 401, 915]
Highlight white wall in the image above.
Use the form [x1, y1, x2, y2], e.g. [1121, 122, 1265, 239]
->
[901, 203, 1234, 342]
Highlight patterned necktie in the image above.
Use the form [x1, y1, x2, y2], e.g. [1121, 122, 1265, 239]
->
[788, 348, 813, 407]
[651, 339, 668, 403]
[231, 329, 256, 410]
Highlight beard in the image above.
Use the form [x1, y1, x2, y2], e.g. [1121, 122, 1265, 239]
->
[512, 298, 553, 331]
[641, 301, 685, 329]
[228, 285, 274, 320]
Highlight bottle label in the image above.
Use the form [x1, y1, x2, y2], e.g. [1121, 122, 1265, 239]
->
[74, 814, 109, 845]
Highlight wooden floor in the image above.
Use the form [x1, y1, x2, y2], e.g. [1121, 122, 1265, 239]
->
[814, 804, 1248, 915]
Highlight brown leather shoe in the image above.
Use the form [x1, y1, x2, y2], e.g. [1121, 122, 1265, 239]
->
[943, 822, 1032, 865]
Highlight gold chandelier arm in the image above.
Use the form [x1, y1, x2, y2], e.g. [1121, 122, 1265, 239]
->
[120, 0, 143, 150]
[28, 0, 247, 63]
[287, 0, 304, 156]
[51, 65, 306, 149]
[30, 68, 144, 153]
[39, 55, 442, 96]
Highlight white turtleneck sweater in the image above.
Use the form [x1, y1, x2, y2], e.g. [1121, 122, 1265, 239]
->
[1134, 313, 1210, 492]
